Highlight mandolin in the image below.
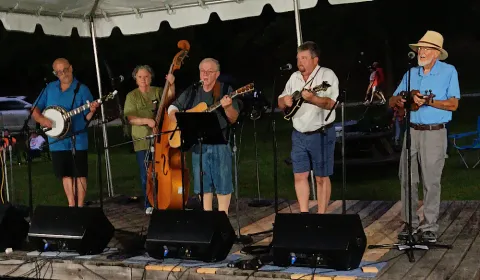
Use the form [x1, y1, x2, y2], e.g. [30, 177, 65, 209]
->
[398, 89, 435, 111]
[168, 83, 254, 148]
[283, 81, 331, 121]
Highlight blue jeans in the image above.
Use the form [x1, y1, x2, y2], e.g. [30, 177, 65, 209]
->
[136, 150, 151, 208]
[291, 126, 336, 177]
[191, 144, 233, 195]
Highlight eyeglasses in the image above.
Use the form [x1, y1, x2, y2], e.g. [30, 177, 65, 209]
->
[418, 47, 435, 52]
[53, 66, 71, 76]
[200, 70, 217, 75]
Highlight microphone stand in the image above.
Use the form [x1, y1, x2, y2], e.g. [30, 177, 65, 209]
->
[2, 131, 10, 203]
[231, 122, 253, 245]
[244, 74, 282, 240]
[367, 56, 452, 262]
[22, 80, 49, 217]
[325, 88, 346, 214]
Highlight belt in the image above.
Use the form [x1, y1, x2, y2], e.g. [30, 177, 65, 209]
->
[410, 123, 446, 131]
[303, 123, 334, 135]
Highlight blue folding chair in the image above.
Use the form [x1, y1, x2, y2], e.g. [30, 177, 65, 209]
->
[448, 116, 480, 168]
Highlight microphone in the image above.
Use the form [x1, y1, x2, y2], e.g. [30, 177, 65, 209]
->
[193, 80, 204, 87]
[279, 63, 292, 71]
[408, 52, 416, 60]
[110, 75, 124, 84]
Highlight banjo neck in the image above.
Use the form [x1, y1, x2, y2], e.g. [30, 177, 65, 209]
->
[62, 90, 118, 120]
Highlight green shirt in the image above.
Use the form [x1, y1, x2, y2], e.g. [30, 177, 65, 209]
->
[124, 87, 162, 151]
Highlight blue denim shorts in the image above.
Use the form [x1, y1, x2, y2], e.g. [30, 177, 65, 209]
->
[191, 144, 233, 195]
[291, 126, 336, 177]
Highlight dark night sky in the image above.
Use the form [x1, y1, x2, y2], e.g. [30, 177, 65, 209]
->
[0, 0, 479, 110]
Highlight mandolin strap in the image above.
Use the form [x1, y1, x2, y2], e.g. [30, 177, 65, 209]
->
[303, 66, 322, 90]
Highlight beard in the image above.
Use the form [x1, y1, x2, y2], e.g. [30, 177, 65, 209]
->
[417, 57, 432, 67]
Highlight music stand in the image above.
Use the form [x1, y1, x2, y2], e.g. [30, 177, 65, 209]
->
[175, 112, 227, 210]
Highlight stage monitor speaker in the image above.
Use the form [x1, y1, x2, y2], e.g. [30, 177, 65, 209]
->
[0, 204, 29, 250]
[271, 213, 367, 271]
[146, 209, 235, 262]
[28, 206, 114, 255]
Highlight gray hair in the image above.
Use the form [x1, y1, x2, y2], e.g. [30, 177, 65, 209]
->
[297, 41, 320, 59]
[132, 65, 155, 79]
[199, 58, 220, 71]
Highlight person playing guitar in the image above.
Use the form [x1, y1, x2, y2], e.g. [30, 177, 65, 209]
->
[167, 58, 239, 214]
[31, 58, 99, 207]
[277, 41, 339, 214]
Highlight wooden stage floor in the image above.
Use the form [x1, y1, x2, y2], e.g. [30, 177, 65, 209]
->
[0, 197, 479, 280]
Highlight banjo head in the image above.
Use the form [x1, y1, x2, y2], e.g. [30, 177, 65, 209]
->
[42, 106, 69, 138]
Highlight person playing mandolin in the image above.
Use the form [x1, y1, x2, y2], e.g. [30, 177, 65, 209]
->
[389, 31, 460, 243]
[168, 58, 239, 215]
[277, 41, 339, 214]
[123, 65, 176, 215]
[31, 58, 99, 207]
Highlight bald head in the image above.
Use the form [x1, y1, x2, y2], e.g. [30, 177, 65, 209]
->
[52, 58, 73, 86]
[52, 58, 70, 68]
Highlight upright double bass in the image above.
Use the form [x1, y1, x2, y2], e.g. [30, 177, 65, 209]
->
[146, 40, 190, 209]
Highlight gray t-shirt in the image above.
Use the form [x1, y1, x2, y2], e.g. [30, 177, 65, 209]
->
[172, 82, 240, 141]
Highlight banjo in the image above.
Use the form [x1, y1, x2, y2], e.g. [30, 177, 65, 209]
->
[41, 90, 118, 138]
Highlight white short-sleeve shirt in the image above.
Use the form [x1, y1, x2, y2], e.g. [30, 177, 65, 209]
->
[278, 65, 339, 133]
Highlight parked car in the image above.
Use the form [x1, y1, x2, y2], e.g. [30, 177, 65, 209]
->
[0, 96, 37, 133]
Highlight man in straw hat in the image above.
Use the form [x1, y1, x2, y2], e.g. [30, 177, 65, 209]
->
[389, 31, 460, 243]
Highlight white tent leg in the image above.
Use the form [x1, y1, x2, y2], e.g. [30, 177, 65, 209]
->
[89, 19, 114, 197]
[293, 0, 303, 46]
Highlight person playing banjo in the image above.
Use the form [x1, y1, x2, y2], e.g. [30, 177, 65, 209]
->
[31, 58, 99, 207]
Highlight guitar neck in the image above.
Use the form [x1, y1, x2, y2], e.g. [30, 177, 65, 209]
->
[64, 97, 102, 119]
[206, 92, 240, 112]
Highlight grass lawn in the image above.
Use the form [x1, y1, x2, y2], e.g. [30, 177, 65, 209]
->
[5, 97, 480, 208]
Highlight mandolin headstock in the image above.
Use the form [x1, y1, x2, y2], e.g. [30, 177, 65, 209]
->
[310, 81, 331, 93]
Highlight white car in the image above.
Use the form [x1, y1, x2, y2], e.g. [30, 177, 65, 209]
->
[0, 96, 37, 133]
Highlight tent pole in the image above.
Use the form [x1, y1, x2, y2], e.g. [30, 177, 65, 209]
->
[293, 0, 303, 46]
[293, 0, 316, 198]
[89, 18, 115, 197]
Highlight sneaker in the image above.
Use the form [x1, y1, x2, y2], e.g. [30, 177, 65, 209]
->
[398, 228, 418, 240]
[145, 207, 154, 215]
[421, 231, 437, 243]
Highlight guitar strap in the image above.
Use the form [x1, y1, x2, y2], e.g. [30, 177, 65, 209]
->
[213, 81, 222, 102]
[214, 82, 231, 142]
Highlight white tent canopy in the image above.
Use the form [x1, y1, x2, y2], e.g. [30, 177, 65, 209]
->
[0, 0, 323, 37]
[0, 0, 370, 199]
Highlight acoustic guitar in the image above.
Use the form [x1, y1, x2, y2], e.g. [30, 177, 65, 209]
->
[168, 83, 254, 148]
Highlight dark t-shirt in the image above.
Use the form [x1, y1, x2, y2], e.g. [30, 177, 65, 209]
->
[171, 82, 240, 141]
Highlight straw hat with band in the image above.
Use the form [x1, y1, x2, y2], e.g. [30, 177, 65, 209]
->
[409, 30, 448, 60]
